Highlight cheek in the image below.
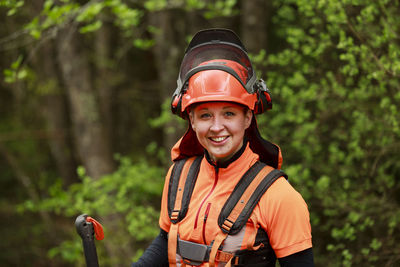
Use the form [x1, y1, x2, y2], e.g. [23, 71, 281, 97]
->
[191, 121, 207, 136]
[194, 126, 210, 147]
[233, 120, 248, 137]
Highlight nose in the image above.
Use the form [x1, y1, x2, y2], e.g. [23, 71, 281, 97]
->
[210, 115, 224, 132]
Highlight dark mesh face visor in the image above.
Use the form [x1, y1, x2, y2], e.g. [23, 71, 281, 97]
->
[174, 29, 258, 96]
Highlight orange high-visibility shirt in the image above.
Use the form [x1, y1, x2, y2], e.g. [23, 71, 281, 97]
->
[159, 144, 312, 262]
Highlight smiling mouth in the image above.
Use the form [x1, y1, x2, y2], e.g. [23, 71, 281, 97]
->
[209, 136, 228, 142]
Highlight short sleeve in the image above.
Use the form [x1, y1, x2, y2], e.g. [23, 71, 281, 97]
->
[257, 177, 312, 258]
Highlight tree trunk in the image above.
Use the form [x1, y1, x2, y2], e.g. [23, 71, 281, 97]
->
[55, 24, 115, 179]
[149, 10, 186, 154]
[35, 41, 78, 186]
[94, 20, 114, 148]
[240, 0, 270, 53]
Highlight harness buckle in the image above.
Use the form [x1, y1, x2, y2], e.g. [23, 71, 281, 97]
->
[177, 237, 211, 266]
[177, 237, 235, 265]
[216, 250, 234, 263]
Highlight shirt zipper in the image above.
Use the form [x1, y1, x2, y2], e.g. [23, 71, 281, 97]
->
[194, 167, 219, 231]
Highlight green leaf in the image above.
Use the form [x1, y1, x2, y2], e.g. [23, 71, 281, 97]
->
[3, 0, 24, 16]
[316, 175, 330, 191]
[185, 0, 206, 9]
[79, 20, 102, 33]
[76, 2, 104, 22]
[133, 38, 155, 49]
[144, 0, 167, 11]
[3, 56, 27, 83]
[370, 239, 382, 251]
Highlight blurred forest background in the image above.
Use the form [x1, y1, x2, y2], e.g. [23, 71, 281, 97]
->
[0, 0, 399, 266]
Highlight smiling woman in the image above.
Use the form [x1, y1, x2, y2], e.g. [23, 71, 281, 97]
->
[189, 102, 252, 164]
[132, 28, 314, 267]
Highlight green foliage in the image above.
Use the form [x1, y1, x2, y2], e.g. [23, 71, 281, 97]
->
[107, 0, 143, 35]
[47, 240, 83, 264]
[75, 2, 104, 33]
[257, 0, 400, 265]
[3, 55, 28, 83]
[144, 0, 168, 11]
[19, 156, 165, 265]
[141, 0, 238, 18]
[203, 0, 238, 19]
[1, 0, 24, 16]
[23, 0, 80, 39]
[185, 0, 206, 10]
[149, 98, 186, 135]
[133, 38, 155, 49]
[79, 20, 102, 33]
[76, 2, 104, 23]
[21, 0, 143, 40]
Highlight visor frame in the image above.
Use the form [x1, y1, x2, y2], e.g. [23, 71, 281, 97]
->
[173, 29, 259, 99]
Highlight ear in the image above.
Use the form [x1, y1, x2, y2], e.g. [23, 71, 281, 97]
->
[244, 109, 253, 130]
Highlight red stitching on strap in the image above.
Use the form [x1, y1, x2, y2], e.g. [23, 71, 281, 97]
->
[86, 216, 104, 240]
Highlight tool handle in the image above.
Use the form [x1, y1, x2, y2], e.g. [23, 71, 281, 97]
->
[75, 214, 100, 267]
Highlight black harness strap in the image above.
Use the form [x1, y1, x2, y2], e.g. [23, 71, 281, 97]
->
[217, 161, 265, 234]
[219, 163, 288, 235]
[168, 156, 202, 224]
[180, 156, 203, 220]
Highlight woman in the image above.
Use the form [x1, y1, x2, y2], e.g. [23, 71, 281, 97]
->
[132, 28, 313, 267]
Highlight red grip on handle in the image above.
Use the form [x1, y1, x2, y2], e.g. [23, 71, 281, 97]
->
[86, 216, 104, 240]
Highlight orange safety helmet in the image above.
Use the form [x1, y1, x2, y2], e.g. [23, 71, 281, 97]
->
[181, 59, 258, 112]
[171, 28, 272, 118]
[170, 28, 282, 169]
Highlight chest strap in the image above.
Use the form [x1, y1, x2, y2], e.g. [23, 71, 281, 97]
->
[211, 163, 286, 267]
[219, 161, 287, 235]
[167, 156, 202, 266]
[168, 156, 202, 223]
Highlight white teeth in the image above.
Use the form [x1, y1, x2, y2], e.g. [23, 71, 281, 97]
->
[211, 137, 226, 142]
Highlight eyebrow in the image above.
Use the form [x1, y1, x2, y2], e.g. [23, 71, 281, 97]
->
[197, 105, 237, 111]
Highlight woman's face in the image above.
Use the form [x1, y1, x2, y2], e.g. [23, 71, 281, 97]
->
[189, 102, 253, 163]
